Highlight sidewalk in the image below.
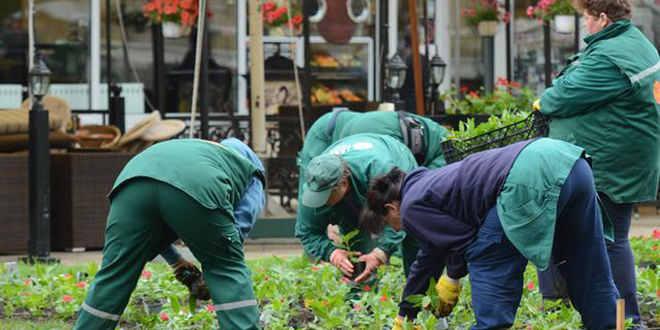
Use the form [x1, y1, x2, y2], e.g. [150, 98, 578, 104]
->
[2, 208, 659, 267]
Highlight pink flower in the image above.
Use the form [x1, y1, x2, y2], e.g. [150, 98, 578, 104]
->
[62, 295, 74, 302]
[353, 304, 362, 310]
[364, 285, 371, 292]
[526, 281, 536, 291]
[160, 313, 169, 321]
[206, 304, 215, 312]
[497, 78, 510, 87]
[322, 300, 329, 307]
[142, 270, 153, 278]
[24, 279, 32, 286]
[469, 91, 479, 98]
[527, 6, 535, 18]
[75, 282, 87, 288]
[263, 1, 275, 12]
[380, 296, 387, 302]
[653, 227, 660, 239]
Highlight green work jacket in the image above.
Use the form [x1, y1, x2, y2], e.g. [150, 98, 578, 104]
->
[540, 20, 660, 203]
[110, 139, 263, 216]
[295, 134, 418, 261]
[497, 138, 612, 270]
[337, 111, 449, 169]
[297, 110, 362, 173]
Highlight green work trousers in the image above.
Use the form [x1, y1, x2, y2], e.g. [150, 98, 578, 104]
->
[73, 178, 260, 330]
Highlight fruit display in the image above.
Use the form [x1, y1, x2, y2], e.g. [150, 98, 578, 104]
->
[311, 84, 364, 105]
[311, 52, 363, 70]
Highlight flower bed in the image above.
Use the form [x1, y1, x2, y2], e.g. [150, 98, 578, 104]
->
[1, 235, 659, 329]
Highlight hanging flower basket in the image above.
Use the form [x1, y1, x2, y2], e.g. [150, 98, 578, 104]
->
[162, 21, 183, 38]
[478, 21, 499, 37]
[554, 15, 575, 34]
[262, 1, 303, 34]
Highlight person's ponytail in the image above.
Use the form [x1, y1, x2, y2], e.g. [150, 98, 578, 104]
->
[360, 167, 406, 234]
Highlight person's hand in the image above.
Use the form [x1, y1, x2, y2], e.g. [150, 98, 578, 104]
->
[354, 248, 388, 283]
[172, 258, 201, 285]
[329, 249, 361, 276]
[434, 275, 462, 318]
[533, 99, 541, 111]
[190, 275, 211, 301]
[392, 316, 421, 330]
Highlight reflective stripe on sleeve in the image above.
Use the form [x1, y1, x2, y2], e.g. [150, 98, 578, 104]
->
[81, 302, 121, 321]
[630, 60, 660, 83]
[214, 299, 258, 311]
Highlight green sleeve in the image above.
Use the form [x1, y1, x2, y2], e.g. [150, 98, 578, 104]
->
[376, 225, 406, 257]
[540, 54, 631, 118]
[295, 203, 336, 262]
[424, 155, 447, 170]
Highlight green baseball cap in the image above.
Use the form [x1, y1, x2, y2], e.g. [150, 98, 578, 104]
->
[302, 153, 344, 208]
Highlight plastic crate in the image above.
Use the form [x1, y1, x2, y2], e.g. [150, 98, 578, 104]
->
[441, 111, 550, 164]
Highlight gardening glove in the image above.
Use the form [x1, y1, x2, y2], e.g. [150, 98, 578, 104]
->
[393, 316, 421, 330]
[172, 259, 202, 290]
[189, 274, 212, 301]
[330, 249, 361, 277]
[434, 275, 461, 318]
[354, 248, 388, 283]
[533, 99, 541, 111]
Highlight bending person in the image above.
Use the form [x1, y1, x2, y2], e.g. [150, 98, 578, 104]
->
[74, 138, 265, 330]
[296, 133, 418, 282]
[362, 138, 619, 330]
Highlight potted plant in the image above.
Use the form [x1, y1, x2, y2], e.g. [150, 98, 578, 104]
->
[142, 0, 211, 38]
[527, 0, 576, 34]
[262, 0, 303, 36]
[462, 0, 510, 37]
[332, 229, 366, 281]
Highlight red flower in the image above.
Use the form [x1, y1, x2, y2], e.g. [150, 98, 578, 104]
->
[503, 12, 511, 25]
[75, 282, 87, 288]
[146, 2, 157, 12]
[179, 0, 192, 10]
[497, 78, 509, 87]
[267, 11, 279, 23]
[292, 14, 303, 25]
[656, 289, 660, 298]
[141, 270, 153, 278]
[206, 304, 215, 312]
[653, 246, 658, 251]
[264, 276, 269, 281]
[461, 86, 469, 94]
[312, 266, 319, 271]
[469, 91, 479, 98]
[181, 11, 190, 24]
[353, 304, 362, 310]
[20, 292, 30, 296]
[24, 279, 32, 286]
[526, 281, 536, 291]
[322, 300, 329, 307]
[380, 296, 387, 302]
[160, 313, 169, 321]
[364, 285, 371, 292]
[510, 81, 522, 88]
[527, 6, 535, 18]
[653, 227, 660, 239]
[62, 295, 74, 302]
[263, 1, 275, 12]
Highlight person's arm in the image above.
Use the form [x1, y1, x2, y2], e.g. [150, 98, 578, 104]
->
[540, 53, 631, 118]
[376, 225, 406, 257]
[233, 176, 266, 242]
[295, 203, 336, 262]
[398, 242, 446, 319]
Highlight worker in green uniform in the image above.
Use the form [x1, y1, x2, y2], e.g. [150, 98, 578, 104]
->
[74, 138, 266, 330]
[535, 0, 660, 327]
[296, 133, 418, 282]
[297, 109, 449, 191]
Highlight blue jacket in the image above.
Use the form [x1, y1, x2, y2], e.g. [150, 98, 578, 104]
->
[399, 140, 533, 318]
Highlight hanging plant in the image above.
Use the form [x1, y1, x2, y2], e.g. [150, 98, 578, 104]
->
[142, 0, 212, 28]
[462, 0, 510, 36]
[261, 0, 303, 32]
[527, 0, 575, 22]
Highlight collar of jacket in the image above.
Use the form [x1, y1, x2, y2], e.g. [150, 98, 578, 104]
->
[583, 19, 631, 46]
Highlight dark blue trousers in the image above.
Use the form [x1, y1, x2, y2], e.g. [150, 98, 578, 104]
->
[538, 196, 641, 326]
[467, 159, 618, 330]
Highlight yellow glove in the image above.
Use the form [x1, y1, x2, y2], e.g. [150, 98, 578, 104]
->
[393, 317, 421, 330]
[533, 99, 541, 111]
[434, 275, 461, 318]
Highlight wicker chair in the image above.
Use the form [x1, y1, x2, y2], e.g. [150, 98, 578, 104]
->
[21, 95, 71, 133]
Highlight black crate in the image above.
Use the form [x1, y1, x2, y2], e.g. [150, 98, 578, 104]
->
[441, 112, 550, 164]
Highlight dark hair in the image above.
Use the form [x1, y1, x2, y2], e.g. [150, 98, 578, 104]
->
[573, 0, 632, 22]
[360, 168, 406, 234]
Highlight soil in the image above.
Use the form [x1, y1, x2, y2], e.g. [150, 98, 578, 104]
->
[287, 307, 315, 328]
[349, 261, 367, 281]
